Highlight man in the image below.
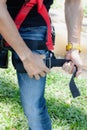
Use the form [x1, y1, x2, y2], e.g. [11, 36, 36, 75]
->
[0, 0, 83, 130]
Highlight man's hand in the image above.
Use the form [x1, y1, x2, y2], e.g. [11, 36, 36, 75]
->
[63, 50, 83, 77]
[22, 52, 50, 80]
[0, 0, 49, 80]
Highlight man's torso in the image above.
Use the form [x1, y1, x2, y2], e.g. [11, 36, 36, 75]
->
[7, 0, 53, 27]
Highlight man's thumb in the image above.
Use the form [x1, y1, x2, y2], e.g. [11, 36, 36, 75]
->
[76, 68, 82, 77]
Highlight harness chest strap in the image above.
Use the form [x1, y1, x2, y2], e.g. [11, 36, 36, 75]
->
[5, 0, 54, 50]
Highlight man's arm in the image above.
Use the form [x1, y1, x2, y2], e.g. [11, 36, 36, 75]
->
[65, 0, 83, 43]
[0, 0, 49, 79]
[63, 0, 83, 77]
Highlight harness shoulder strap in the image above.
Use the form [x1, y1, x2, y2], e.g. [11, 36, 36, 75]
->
[38, 4, 54, 50]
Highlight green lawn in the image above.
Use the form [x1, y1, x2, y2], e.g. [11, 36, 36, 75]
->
[0, 58, 87, 130]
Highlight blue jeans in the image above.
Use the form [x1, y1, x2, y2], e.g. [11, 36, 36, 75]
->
[16, 26, 52, 130]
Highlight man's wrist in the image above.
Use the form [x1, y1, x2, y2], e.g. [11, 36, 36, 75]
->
[66, 43, 81, 53]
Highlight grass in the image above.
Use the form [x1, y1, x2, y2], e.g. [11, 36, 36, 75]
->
[0, 57, 87, 130]
[84, 6, 87, 16]
[0, 57, 28, 130]
[46, 71, 87, 130]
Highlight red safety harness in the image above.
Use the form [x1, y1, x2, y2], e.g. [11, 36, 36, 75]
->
[6, 0, 54, 50]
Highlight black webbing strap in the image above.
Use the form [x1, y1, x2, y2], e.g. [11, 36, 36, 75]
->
[46, 52, 80, 98]
[69, 67, 80, 98]
[46, 58, 80, 98]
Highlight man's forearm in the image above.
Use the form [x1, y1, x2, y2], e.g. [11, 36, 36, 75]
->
[0, 1, 50, 79]
[65, 0, 83, 44]
[0, 1, 32, 61]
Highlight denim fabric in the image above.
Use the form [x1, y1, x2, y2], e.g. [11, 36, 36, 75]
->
[19, 26, 47, 41]
[17, 26, 52, 130]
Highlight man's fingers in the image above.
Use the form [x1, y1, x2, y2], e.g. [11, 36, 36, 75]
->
[34, 67, 50, 79]
[28, 68, 49, 80]
[29, 73, 43, 80]
[34, 74, 40, 80]
[44, 66, 50, 74]
[76, 68, 82, 77]
[29, 74, 33, 78]
[62, 61, 75, 74]
[39, 71, 46, 77]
